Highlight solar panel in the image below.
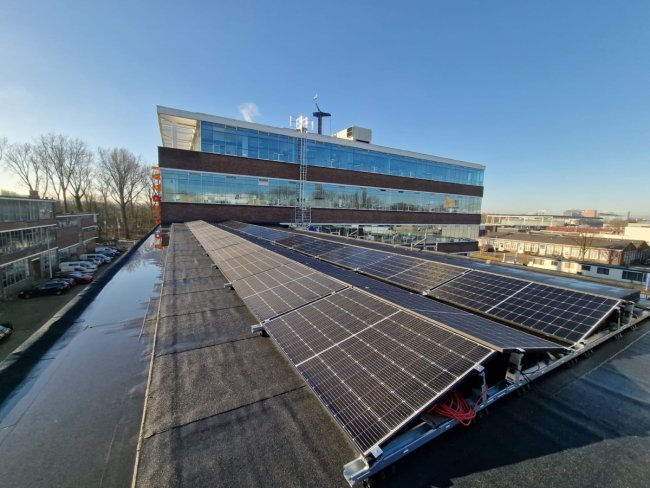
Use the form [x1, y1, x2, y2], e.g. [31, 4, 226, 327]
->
[216, 222, 621, 345]
[358, 255, 421, 279]
[275, 234, 315, 249]
[430, 271, 528, 312]
[320, 246, 391, 269]
[233, 263, 348, 321]
[233, 262, 313, 298]
[240, 226, 290, 241]
[216, 251, 292, 282]
[387, 261, 467, 293]
[221, 221, 247, 229]
[293, 238, 344, 257]
[488, 283, 620, 343]
[265, 288, 494, 454]
[431, 270, 621, 344]
[260, 244, 565, 352]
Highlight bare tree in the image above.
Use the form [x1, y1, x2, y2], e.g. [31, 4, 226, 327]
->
[0, 137, 7, 161]
[38, 133, 73, 211]
[3, 142, 50, 197]
[97, 147, 148, 239]
[570, 231, 596, 261]
[68, 138, 94, 212]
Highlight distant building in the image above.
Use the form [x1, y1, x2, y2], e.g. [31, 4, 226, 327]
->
[527, 257, 648, 288]
[480, 231, 649, 266]
[156, 106, 484, 252]
[624, 222, 650, 244]
[482, 213, 602, 233]
[0, 195, 98, 299]
[599, 210, 630, 222]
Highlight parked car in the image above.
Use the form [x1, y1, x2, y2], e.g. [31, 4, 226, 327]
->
[0, 323, 13, 342]
[54, 276, 77, 287]
[56, 271, 93, 284]
[60, 261, 98, 273]
[19, 281, 70, 299]
[80, 253, 112, 264]
[59, 262, 96, 274]
[96, 246, 120, 256]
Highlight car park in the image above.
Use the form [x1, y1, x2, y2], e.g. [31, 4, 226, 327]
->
[19, 281, 70, 299]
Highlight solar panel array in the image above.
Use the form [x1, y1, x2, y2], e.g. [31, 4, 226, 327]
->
[187, 221, 346, 321]
[224, 221, 621, 345]
[430, 270, 620, 343]
[188, 220, 497, 454]
[232, 263, 346, 320]
[265, 287, 494, 453]
[248, 238, 564, 353]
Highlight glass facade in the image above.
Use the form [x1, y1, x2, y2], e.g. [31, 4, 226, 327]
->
[0, 198, 54, 222]
[0, 226, 56, 255]
[162, 169, 482, 214]
[312, 223, 479, 243]
[1, 260, 28, 289]
[200, 121, 484, 187]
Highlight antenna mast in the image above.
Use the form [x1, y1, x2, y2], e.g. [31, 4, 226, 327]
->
[312, 94, 331, 135]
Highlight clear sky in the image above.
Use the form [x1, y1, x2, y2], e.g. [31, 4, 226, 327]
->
[1, 0, 648, 217]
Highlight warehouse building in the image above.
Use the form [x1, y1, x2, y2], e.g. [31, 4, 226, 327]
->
[156, 106, 485, 252]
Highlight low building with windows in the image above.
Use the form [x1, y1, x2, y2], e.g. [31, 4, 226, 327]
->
[526, 257, 649, 289]
[480, 231, 649, 266]
[157, 106, 485, 252]
[0, 195, 99, 299]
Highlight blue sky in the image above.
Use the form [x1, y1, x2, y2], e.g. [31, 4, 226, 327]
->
[1, 0, 648, 216]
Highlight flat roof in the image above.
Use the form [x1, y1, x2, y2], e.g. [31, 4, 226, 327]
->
[134, 223, 650, 486]
[157, 106, 485, 171]
[133, 224, 355, 487]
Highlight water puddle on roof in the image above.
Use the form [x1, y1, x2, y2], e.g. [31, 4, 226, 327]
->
[0, 234, 163, 488]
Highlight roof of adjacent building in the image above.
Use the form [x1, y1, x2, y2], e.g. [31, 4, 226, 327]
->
[483, 232, 648, 250]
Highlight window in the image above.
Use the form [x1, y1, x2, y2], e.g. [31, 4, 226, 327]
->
[596, 267, 610, 275]
[581, 265, 591, 271]
[622, 271, 643, 282]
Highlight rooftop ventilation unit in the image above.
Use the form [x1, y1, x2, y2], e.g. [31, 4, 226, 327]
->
[335, 126, 372, 144]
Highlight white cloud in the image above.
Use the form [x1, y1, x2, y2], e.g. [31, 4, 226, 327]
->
[238, 102, 260, 122]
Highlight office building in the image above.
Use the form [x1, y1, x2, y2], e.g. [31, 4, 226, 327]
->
[156, 106, 484, 252]
[0, 195, 98, 298]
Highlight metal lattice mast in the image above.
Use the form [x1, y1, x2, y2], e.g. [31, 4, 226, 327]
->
[295, 129, 311, 228]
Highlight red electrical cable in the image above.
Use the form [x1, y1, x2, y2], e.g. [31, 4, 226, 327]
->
[430, 389, 487, 427]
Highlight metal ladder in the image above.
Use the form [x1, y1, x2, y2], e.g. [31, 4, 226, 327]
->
[294, 135, 311, 227]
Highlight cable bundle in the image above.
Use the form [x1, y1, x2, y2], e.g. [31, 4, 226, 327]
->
[430, 390, 485, 426]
